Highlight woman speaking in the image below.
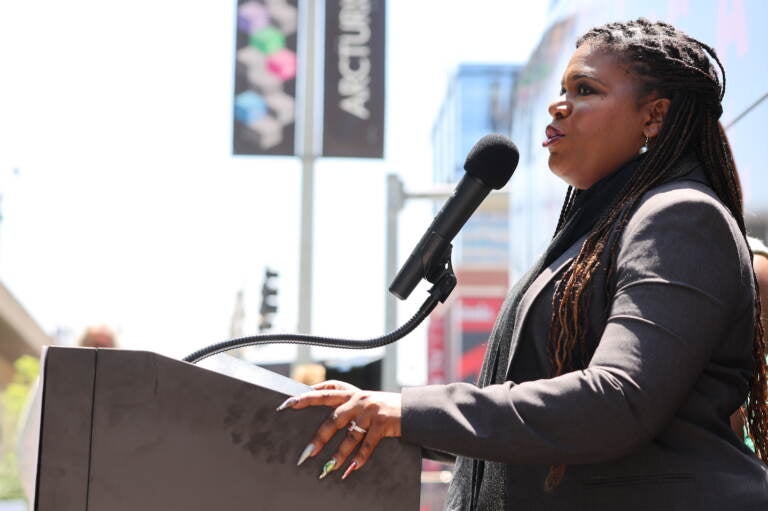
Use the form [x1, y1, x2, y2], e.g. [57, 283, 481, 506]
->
[277, 18, 768, 509]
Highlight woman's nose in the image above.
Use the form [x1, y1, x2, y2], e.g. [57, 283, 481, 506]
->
[548, 97, 570, 119]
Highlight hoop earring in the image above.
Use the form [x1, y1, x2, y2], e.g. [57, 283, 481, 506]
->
[639, 136, 649, 155]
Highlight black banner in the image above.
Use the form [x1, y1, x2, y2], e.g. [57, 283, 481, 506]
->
[322, 0, 386, 158]
[233, 0, 299, 156]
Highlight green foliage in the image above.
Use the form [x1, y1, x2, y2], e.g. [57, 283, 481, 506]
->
[0, 355, 40, 501]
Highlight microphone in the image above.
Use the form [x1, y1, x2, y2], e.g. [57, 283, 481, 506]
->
[389, 134, 519, 301]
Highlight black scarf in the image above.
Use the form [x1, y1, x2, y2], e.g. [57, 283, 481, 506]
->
[445, 154, 644, 511]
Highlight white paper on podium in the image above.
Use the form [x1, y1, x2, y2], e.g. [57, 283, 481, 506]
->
[197, 353, 311, 397]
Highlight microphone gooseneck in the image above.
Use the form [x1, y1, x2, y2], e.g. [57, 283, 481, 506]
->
[184, 133, 519, 364]
[184, 290, 442, 364]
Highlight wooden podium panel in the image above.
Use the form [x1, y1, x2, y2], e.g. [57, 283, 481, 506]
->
[32, 347, 421, 510]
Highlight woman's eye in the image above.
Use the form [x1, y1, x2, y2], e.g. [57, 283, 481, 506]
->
[559, 85, 594, 96]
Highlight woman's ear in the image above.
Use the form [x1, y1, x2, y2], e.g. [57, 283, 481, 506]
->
[642, 98, 671, 138]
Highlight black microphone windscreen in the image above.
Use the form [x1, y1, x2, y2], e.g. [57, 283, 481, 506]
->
[463, 134, 519, 190]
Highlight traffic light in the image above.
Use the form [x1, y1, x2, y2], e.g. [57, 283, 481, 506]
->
[259, 268, 279, 332]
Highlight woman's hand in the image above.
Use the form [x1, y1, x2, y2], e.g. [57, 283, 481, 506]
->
[310, 379, 361, 393]
[276, 388, 402, 480]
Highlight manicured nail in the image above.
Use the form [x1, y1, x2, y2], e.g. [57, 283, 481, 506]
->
[297, 443, 314, 466]
[318, 459, 337, 479]
[341, 461, 358, 480]
[276, 396, 298, 412]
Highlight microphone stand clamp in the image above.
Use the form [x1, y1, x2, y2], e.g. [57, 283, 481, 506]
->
[425, 244, 457, 304]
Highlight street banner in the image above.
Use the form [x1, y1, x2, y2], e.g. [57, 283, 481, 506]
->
[233, 0, 299, 155]
[322, 0, 386, 158]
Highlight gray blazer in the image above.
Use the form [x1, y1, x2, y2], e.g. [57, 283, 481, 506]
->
[402, 164, 768, 510]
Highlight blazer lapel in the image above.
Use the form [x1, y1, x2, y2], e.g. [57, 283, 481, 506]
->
[499, 158, 706, 379]
[504, 235, 587, 377]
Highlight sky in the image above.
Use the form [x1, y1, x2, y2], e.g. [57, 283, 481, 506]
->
[0, 0, 549, 385]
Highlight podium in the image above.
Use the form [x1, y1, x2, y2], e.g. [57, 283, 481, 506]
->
[27, 347, 421, 510]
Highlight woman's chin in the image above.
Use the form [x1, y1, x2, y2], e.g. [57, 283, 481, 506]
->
[548, 157, 571, 181]
[549, 167, 588, 190]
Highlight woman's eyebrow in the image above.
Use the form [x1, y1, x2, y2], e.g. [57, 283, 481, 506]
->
[561, 72, 607, 87]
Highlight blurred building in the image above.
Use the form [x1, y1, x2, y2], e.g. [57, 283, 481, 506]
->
[0, 281, 49, 384]
[509, 0, 768, 279]
[428, 63, 521, 385]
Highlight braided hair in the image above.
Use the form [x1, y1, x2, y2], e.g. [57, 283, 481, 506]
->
[545, 18, 768, 489]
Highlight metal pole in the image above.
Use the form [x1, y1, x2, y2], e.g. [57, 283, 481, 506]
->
[724, 90, 768, 131]
[296, 0, 316, 364]
[383, 180, 507, 389]
[382, 174, 404, 390]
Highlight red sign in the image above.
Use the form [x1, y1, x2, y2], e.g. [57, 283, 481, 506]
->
[457, 296, 504, 382]
[427, 315, 447, 384]
[458, 296, 504, 332]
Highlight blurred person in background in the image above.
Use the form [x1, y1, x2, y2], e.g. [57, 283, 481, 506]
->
[277, 18, 768, 509]
[291, 363, 326, 386]
[77, 324, 117, 349]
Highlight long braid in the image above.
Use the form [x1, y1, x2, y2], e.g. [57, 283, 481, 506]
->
[545, 18, 768, 489]
[555, 186, 577, 232]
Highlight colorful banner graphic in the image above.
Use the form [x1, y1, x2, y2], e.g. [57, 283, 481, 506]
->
[233, 0, 298, 155]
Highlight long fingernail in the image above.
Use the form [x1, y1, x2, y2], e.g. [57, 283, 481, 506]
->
[276, 396, 298, 412]
[297, 443, 314, 466]
[318, 459, 337, 479]
[341, 461, 358, 480]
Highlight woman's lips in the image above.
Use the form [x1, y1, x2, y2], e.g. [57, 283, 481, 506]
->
[543, 125, 565, 148]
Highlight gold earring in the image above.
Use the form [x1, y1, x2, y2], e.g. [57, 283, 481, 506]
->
[639, 136, 649, 155]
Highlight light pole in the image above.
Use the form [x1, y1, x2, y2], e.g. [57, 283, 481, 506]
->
[383, 173, 508, 390]
[295, 0, 317, 365]
[382, 174, 456, 391]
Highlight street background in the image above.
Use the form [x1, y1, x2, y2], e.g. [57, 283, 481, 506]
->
[2, 0, 768, 509]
